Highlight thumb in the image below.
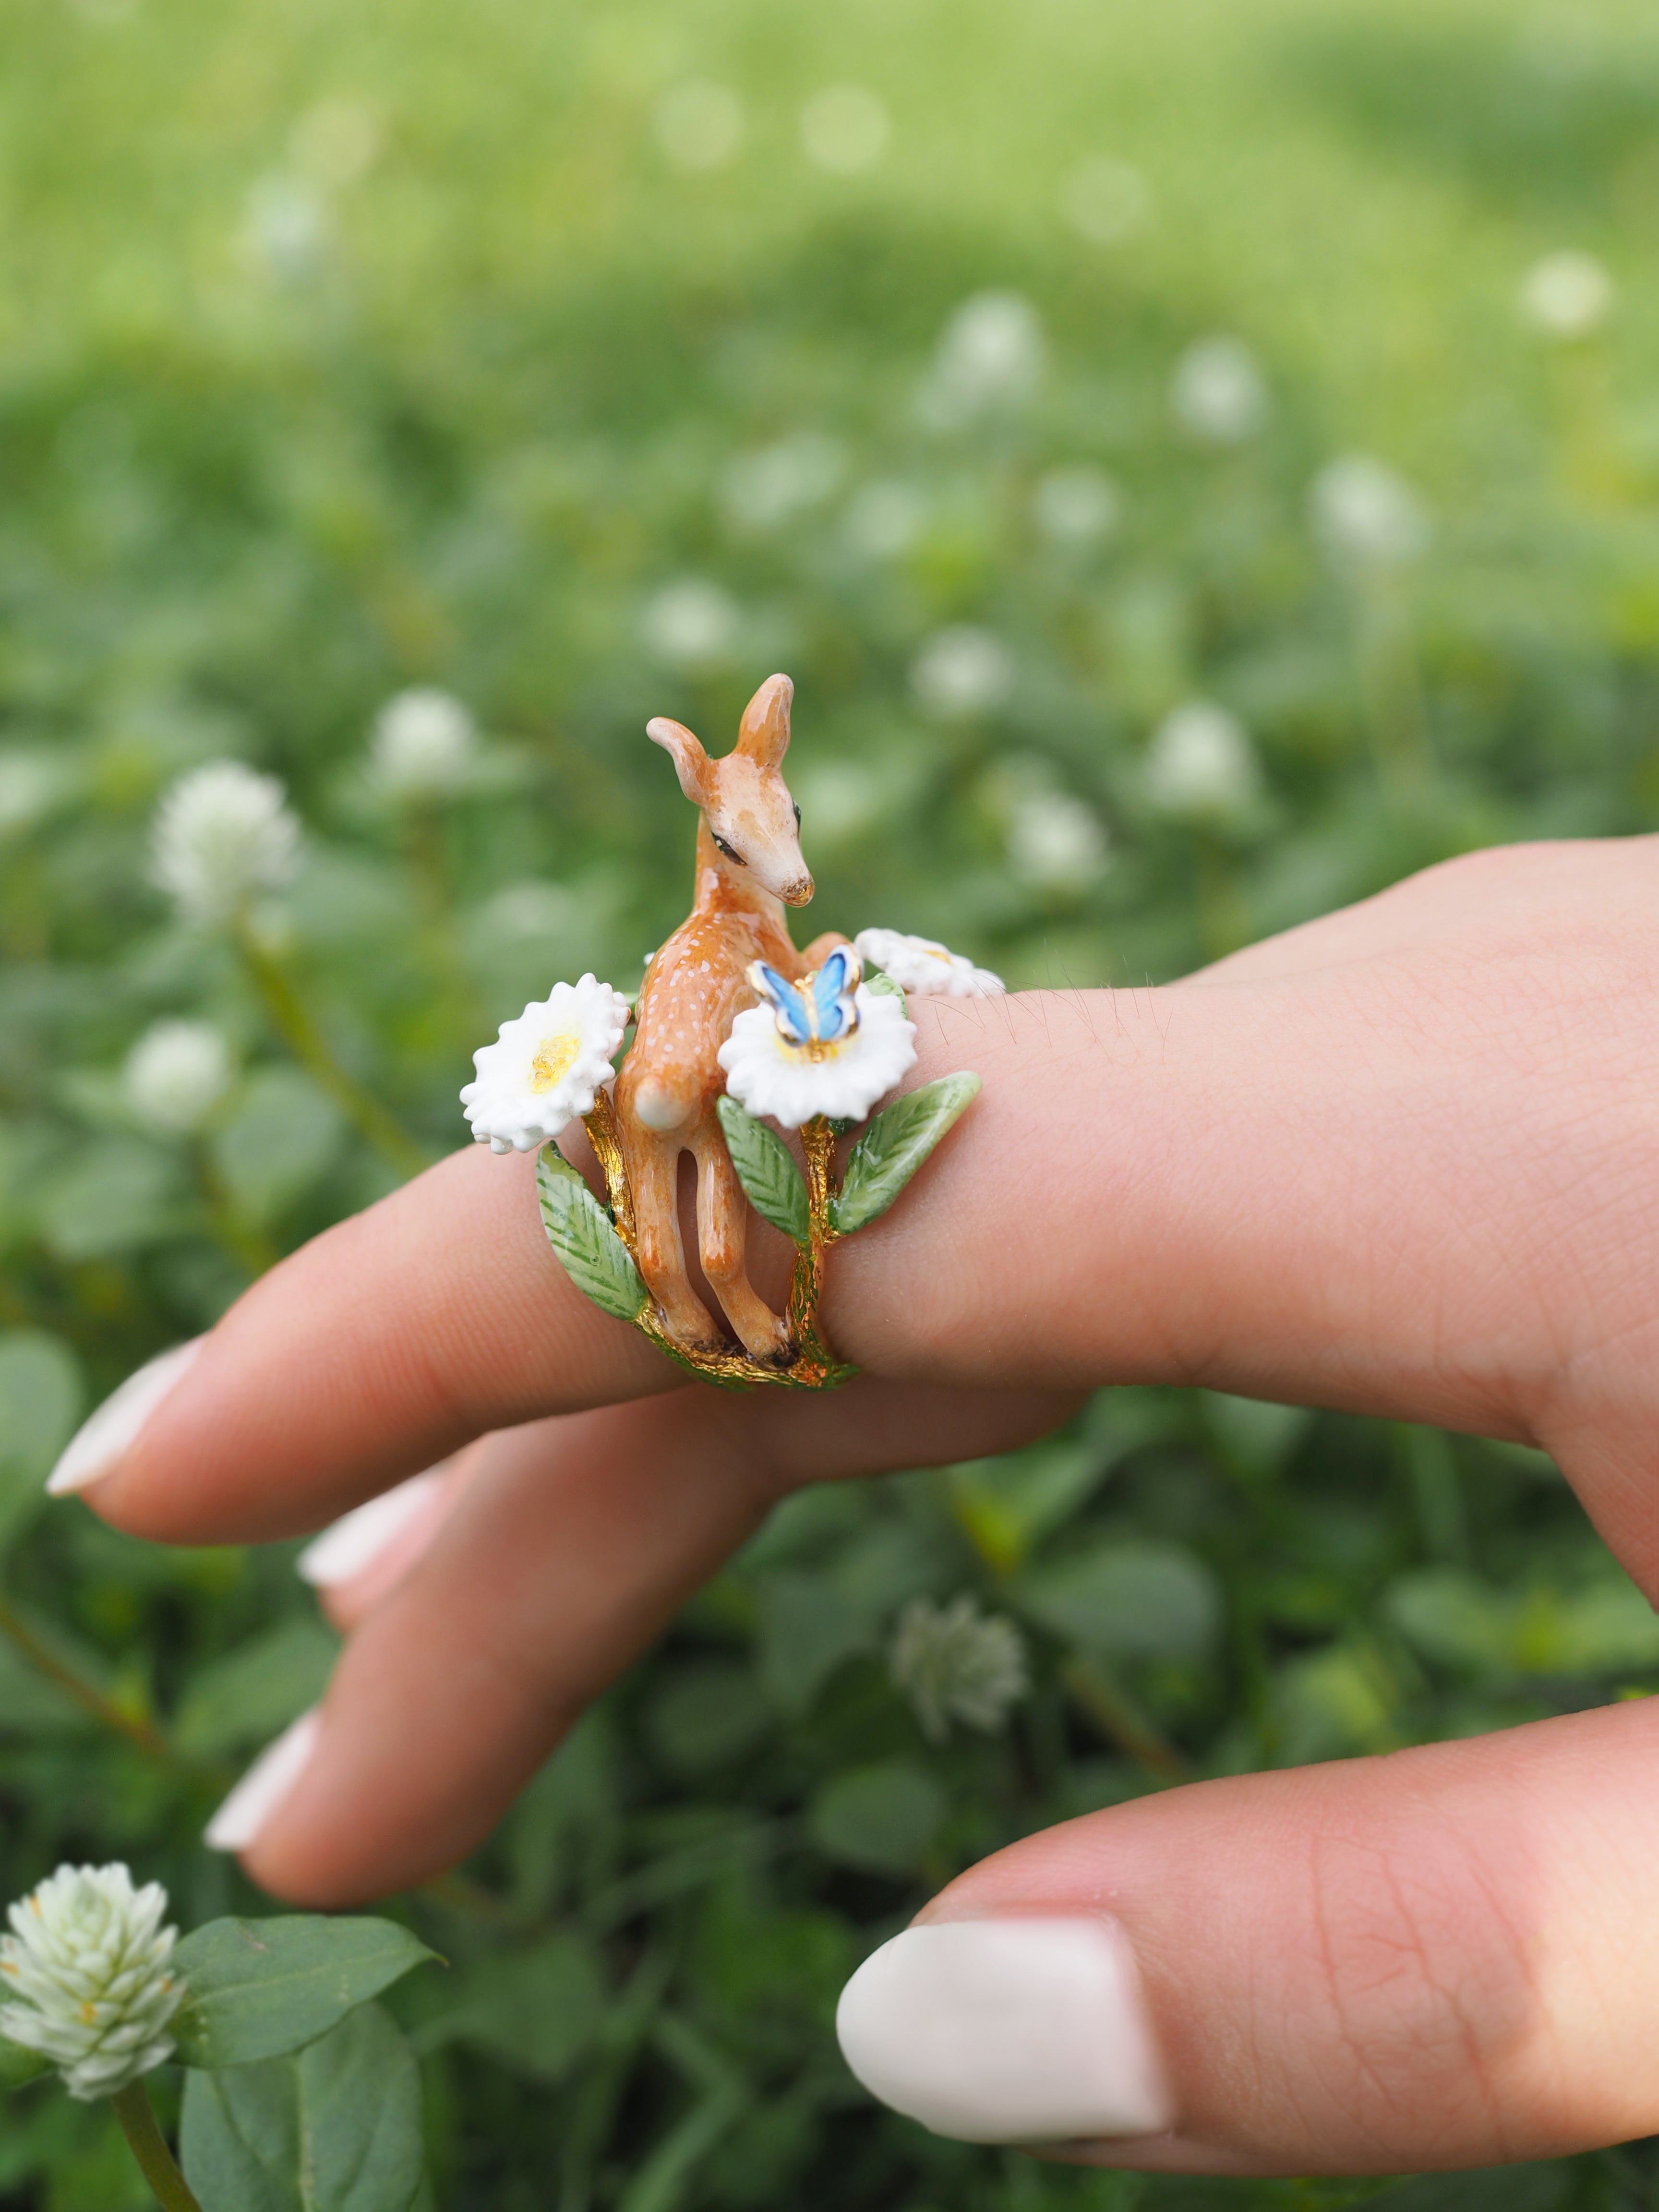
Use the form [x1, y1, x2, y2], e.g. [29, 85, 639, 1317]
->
[835, 1699, 1659, 2174]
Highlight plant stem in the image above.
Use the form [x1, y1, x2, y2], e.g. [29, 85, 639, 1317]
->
[0, 1593, 173, 1764]
[1060, 1655, 1190, 1785]
[112, 2080, 204, 2212]
[232, 921, 431, 1180]
[192, 1142, 279, 1276]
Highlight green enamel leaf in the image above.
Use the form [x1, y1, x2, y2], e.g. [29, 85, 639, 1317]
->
[829, 1071, 982, 1238]
[536, 1149, 648, 1323]
[861, 965, 905, 1001]
[715, 1097, 809, 1245]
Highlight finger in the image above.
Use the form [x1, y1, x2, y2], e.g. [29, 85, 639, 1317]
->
[836, 1698, 1659, 2173]
[209, 1377, 1073, 1903]
[296, 1461, 474, 1631]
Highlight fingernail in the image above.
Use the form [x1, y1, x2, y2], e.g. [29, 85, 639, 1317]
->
[835, 1918, 1171, 2145]
[204, 1709, 321, 1854]
[296, 1468, 448, 1589]
[47, 1338, 206, 1497]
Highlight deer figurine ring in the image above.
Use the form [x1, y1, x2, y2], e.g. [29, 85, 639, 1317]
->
[460, 674, 1003, 1390]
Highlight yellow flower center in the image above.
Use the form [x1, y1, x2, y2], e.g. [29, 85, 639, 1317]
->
[781, 1035, 843, 1063]
[530, 1031, 582, 1093]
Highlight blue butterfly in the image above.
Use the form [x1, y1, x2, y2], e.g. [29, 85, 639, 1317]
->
[747, 945, 863, 1047]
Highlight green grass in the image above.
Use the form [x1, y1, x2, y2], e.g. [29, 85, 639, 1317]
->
[5, 0, 1659, 2204]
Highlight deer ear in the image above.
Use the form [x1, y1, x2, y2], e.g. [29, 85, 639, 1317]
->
[647, 717, 712, 804]
[735, 673, 793, 766]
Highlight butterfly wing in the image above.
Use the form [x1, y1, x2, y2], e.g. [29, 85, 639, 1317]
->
[748, 960, 815, 1045]
[810, 946, 863, 1042]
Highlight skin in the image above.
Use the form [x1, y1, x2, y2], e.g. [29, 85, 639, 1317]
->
[76, 835, 1659, 2174]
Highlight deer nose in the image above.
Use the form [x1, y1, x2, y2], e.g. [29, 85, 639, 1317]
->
[782, 875, 814, 907]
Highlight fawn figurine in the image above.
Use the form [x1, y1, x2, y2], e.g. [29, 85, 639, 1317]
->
[613, 673, 847, 1360]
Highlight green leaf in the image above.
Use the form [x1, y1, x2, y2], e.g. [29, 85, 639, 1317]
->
[829, 1072, 981, 1237]
[181, 2001, 423, 2212]
[172, 1916, 438, 2069]
[714, 1097, 809, 1244]
[0, 2039, 50, 2092]
[0, 1329, 84, 1553]
[173, 1617, 340, 1759]
[1014, 1540, 1223, 1661]
[536, 1148, 647, 1323]
[807, 1760, 945, 1878]
[410, 1933, 606, 2083]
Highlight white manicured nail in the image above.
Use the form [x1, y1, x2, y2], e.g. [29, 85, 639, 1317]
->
[204, 1710, 321, 1853]
[835, 1918, 1171, 2144]
[296, 1468, 448, 1589]
[47, 1339, 206, 1496]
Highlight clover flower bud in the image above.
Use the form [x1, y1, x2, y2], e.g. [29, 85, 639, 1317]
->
[890, 1595, 1029, 1743]
[151, 761, 303, 925]
[124, 1020, 236, 1136]
[370, 687, 478, 797]
[0, 1864, 184, 2101]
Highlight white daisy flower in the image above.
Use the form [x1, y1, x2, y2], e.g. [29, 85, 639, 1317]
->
[461, 974, 631, 1154]
[0, 1863, 184, 2101]
[719, 950, 917, 1130]
[854, 927, 1004, 999]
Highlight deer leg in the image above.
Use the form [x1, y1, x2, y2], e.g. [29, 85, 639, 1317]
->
[691, 1129, 794, 1365]
[630, 1140, 723, 1352]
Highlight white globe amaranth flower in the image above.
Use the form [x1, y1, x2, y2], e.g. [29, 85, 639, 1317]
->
[642, 580, 742, 672]
[890, 1594, 1029, 1743]
[911, 626, 1015, 721]
[720, 982, 917, 1130]
[800, 85, 890, 174]
[920, 292, 1045, 425]
[461, 974, 631, 1154]
[1172, 336, 1268, 444]
[854, 927, 1004, 999]
[151, 760, 304, 925]
[0, 1864, 184, 2101]
[1008, 789, 1109, 890]
[1033, 465, 1120, 548]
[370, 686, 478, 796]
[1310, 454, 1431, 569]
[124, 1020, 236, 1136]
[1144, 701, 1262, 823]
[1519, 250, 1613, 340]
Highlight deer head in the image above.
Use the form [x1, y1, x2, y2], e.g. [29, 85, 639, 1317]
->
[647, 673, 813, 906]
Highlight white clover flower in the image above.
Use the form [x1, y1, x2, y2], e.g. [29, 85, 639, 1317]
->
[151, 760, 303, 925]
[1008, 789, 1109, 890]
[719, 974, 917, 1130]
[370, 686, 478, 796]
[890, 1594, 1029, 1743]
[1058, 156, 1152, 245]
[920, 292, 1044, 425]
[642, 580, 742, 671]
[124, 1021, 236, 1136]
[854, 927, 1004, 999]
[1172, 336, 1268, 444]
[0, 1864, 184, 2101]
[241, 175, 329, 282]
[1310, 455, 1430, 570]
[1144, 701, 1262, 823]
[842, 480, 927, 562]
[800, 85, 890, 174]
[1033, 465, 1120, 548]
[461, 974, 631, 1154]
[654, 81, 745, 172]
[911, 627, 1015, 720]
[1520, 251, 1613, 340]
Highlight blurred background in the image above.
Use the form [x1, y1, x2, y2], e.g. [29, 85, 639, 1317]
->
[5, 0, 1659, 2203]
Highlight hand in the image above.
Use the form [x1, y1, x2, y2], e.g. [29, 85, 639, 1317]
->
[60, 835, 1659, 2174]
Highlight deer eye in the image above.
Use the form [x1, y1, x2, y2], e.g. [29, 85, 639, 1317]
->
[712, 831, 745, 865]
[792, 801, 802, 826]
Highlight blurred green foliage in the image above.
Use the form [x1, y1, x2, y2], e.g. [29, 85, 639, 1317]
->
[5, 0, 1659, 2203]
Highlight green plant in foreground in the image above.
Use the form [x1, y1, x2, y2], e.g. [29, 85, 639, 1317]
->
[2, 1864, 436, 2212]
